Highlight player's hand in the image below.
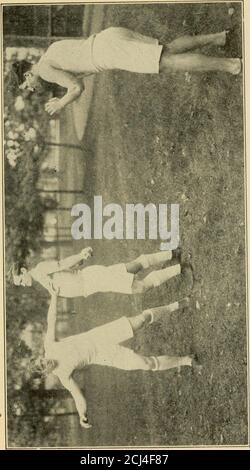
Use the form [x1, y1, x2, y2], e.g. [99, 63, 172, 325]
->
[81, 247, 93, 260]
[48, 281, 60, 296]
[79, 415, 92, 429]
[45, 98, 63, 116]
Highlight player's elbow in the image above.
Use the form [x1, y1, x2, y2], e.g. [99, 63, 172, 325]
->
[72, 83, 84, 97]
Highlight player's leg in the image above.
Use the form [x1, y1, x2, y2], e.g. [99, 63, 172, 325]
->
[142, 297, 190, 324]
[160, 49, 241, 74]
[166, 31, 227, 54]
[127, 311, 154, 332]
[133, 263, 181, 294]
[92, 320, 200, 373]
[105, 346, 193, 371]
[125, 250, 173, 274]
[153, 355, 193, 371]
[125, 298, 189, 331]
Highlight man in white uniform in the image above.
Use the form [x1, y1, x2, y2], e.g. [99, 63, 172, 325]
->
[12, 28, 241, 116]
[32, 293, 199, 429]
[12, 247, 185, 298]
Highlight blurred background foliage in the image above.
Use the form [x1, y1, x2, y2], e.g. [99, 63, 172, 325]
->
[4, 5, 85, 446]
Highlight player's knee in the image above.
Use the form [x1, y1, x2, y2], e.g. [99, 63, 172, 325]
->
[144, 271, 161, 289]
[143, 356, 156, 371]
[159, 47, 170, 71]
[135, 254, 149, 269]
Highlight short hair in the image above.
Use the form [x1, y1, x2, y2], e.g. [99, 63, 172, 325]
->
[28, 356, 57, 377]
[12, 60, 32, 87]
[28, 356, 45, 377]
[7, 262, 26, 284]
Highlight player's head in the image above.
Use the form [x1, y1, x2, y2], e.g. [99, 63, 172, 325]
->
[11, 264, 32, 287]
[12, 61, 40, 92]
[29, 356, 57, 377]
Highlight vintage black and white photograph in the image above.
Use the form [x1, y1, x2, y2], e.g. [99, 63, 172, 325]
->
[1, 0, 248, 448]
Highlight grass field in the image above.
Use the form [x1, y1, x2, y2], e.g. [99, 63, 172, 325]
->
[52, 2, 247, 447]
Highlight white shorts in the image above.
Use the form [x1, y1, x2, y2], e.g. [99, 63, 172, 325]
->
[87, 317, 150, 370]
[86, 316, 134, 345]
[80, 263, 134, 297]
[61, 317, 152, 371]
[92, 27, 163, 74]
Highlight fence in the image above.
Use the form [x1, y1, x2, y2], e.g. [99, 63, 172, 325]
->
[3, 4, 85, 46]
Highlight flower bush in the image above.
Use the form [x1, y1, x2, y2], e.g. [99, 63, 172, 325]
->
[4, 46, 54, 264]
[4, 46, 51, 166]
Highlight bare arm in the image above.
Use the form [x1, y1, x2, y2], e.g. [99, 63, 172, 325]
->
[44, 294, 58, 344]
[39, 64, 85, 115]
[57, 247, 93, 271]
[34, 247, 93, 275]
[59, 375, 91, 429]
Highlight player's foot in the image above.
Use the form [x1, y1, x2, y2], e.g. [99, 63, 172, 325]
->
[230, 58, 242, 75]
[191, 354, 203, 374]
[178, 297, 190, 310]
[181, 262, 194, 290]
[172, 247, 182, 263]
[215, 30, 227, 47]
